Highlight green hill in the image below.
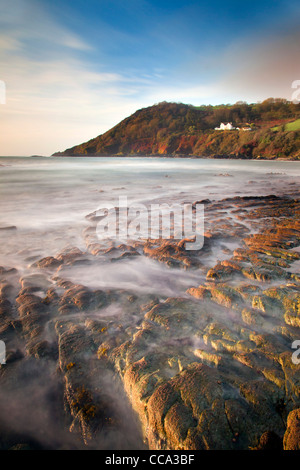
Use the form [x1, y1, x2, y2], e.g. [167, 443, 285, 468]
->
[53, 99, 300, 160]
[272, 118, 300, 132]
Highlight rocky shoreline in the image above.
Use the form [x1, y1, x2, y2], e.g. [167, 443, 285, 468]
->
[0, 193, 300, 450]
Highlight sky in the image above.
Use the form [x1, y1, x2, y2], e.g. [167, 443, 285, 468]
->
[0, 0, 300, 156]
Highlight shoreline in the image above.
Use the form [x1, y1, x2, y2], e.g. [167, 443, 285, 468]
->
[0, 154, 299, 162]
[51, 153, 300, 161]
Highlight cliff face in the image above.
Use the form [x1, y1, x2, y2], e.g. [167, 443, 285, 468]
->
[53, 100, 300, 160]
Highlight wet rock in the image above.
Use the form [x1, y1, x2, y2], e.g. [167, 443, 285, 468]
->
[283, 408, 300, 450]
[56, 247, 86, 265]
[0, 226, 17, 231]
[0, 266, 17, 276]
[0, 282, 14, 298]
[241, 308, 265, 327]
[143, 240, 204, 269]
[5, 349, 24, 364]
[19, 274, 52, 290]
[16, 293, 47, 317]
[278, 352, 300, 405]
[26, 339, 58, 360]
[186, 286, 211, 300]
[252, 431, 282, 450]
[59, 284, 107, 311]
[1, 193, 300, 450]
[32, 256, 62, 269]
[209, 284, 245, 310]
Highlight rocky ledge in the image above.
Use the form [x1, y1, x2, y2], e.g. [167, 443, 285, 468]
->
[0, 194, 300, 450]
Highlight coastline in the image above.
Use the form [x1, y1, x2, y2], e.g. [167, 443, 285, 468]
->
[51, 153, 300, 161]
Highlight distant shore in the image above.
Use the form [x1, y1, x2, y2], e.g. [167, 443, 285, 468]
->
[51, 153, 300, 161]
[51, 101, 300, 160]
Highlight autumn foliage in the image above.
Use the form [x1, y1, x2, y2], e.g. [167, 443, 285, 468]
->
[54, 99, 300, 160]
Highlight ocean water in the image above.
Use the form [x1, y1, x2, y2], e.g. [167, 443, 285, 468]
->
[0, 156, 299, 279]
[0, 156, 300, 449]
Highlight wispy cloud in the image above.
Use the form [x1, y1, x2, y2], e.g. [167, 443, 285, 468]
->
[0, 0, 92, 52]
[0, 0, 150, 154]
[1, 0, 300, 155]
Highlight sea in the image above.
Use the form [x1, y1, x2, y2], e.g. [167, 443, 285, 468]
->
[0, 156, 299, 449]
[1, 156, 299, 276]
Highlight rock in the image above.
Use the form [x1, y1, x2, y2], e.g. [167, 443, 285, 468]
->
[16, 293, 47, 317]
[143, 239, 204, 269]
[31, 256, 62, 269]
[284, 409, 300, 450]
[0, 266, 17, 276]
[26, 339, 58, 360]
[253, 431, 282, 450]
[241, 308, 265, 327]
[59, 284, 107, 311]
[1, 193, 300, 450]
[56, 247, 85, 264]
[186, 285, 211, 300]
[209, 284, 244, 310]
[5, 349, 24, 364]
[0, 226, 17, 231]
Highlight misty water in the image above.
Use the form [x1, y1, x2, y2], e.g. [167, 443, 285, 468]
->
[0, 156, 300, 449]
[1, 156, 299, 277]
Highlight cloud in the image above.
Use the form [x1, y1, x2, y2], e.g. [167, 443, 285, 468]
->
[0, 0, 92, 52]
[0, 34, 22, 52]
[0, 0, 148, 155]
[1, 0, 300, 155]
[0, 56, 144, 155]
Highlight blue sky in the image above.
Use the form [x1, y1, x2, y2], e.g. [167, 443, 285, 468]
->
[1, 0, 300, 155]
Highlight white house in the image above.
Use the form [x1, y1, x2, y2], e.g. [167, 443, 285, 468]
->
[215, 122, 235, 130]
